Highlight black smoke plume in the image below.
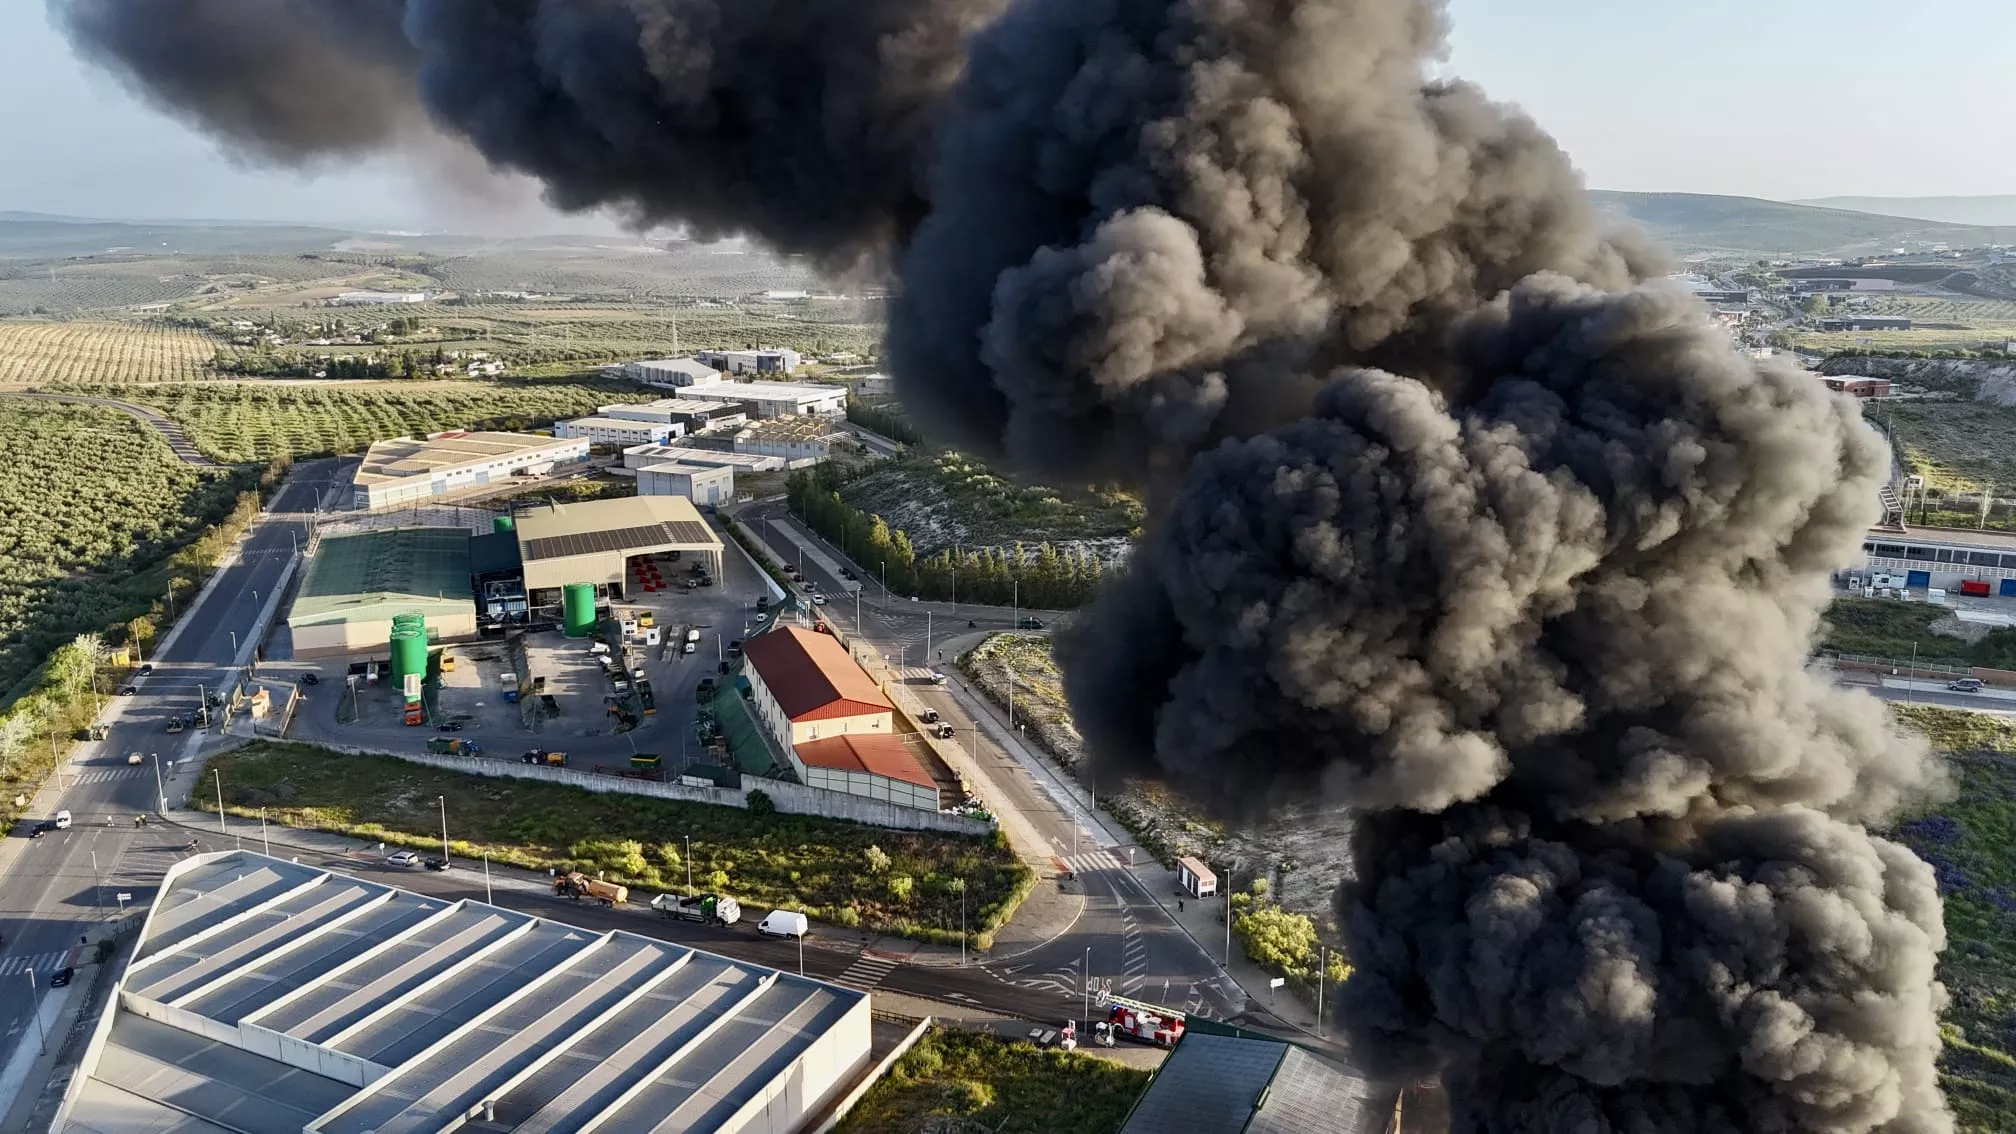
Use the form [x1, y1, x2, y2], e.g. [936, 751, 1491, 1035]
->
[51, 0, 1005, 262]
[55, 1, 1954, 1129]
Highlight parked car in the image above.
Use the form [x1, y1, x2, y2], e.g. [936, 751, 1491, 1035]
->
[137, 664, 153, 676]
[119, 685, 137, 696]
[756, 910, 810, 939]
[439, 721, 464, 732]
[299, 672, 319, 686]
[1018, 617, 1045, 630]
[28, 822, 52, 838]
[754, 614, 769, 625]
[49, 967, 72, 988]
[424, 857, 451, 872]
[932, 723, 956, 739]
[919, 709, 941, 724]
[1949, 678, 1985, 693]
[386, 849, 419, 867]
[811, 595, 827, 605]
[840, 566, 857, 580]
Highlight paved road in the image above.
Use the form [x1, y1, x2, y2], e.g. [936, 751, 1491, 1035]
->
[0, 391, 215, 467]
[737, 500, 1241, 1022]
[0, 459, 346, 1051]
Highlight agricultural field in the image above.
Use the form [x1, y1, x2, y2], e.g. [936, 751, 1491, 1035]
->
[839, 450, 1142, 559]
[957, 633, 1353, 928]
[60, 380, 631, 463]
[208, 741, 1030, 943]
[1876, 402, 2016, 495]
[0, 320, 219, 385]
[1887, 706, 2016, 1132]
[833, 1028, 1149, 1134]
[0, 252, 372, 316]
[0, 400, 246, 697]
[1790, 293, 2016, 354]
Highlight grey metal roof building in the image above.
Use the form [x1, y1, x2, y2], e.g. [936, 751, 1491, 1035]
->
[57, 852, 872, 1134]
[1118, 1030, 1389, 1134]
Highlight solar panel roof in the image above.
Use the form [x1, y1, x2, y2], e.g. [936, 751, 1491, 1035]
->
[520, 520, 715, 562]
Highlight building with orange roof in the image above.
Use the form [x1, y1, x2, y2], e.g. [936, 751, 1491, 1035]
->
[792, 734, 939, 812]
[742, 626, 894, 750]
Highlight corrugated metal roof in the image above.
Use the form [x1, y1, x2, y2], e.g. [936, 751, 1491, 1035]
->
[794, 734, 935, 789]
[288, 528, 473, 625]
[743, 627, 892, 722]
[1119, 1032, 1380, 1134]
[512, 494, 720, 546]
[521, 521, 715, 562]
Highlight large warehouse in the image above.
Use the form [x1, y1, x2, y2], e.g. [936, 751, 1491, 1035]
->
[514, 495, 726, 595]
[286, 528, 477, 658]
[352, 431, 589, 510]
[54, 852, 875, 1134]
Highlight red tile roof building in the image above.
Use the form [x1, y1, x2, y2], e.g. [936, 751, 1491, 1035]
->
[742, 626, 894, 749]
[792, 735, 939, 812]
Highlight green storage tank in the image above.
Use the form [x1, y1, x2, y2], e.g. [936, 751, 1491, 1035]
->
[493, 514, 515, 534]
[389, 628, 428, 688]
[391, 612, 426, 639]
[562, 582, 597, 638]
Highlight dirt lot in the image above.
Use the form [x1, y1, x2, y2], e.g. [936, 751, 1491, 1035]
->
[958, 634, 1354, 930]
[1881, 401, 2016, 494]
[840, 451, 1141, 562]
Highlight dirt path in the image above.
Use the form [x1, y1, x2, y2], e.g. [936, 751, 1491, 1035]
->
[0, 389, 217, 467]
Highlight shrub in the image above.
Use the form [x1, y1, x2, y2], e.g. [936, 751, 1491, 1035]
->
[746, 788, 776, 816]
[864, 843, 891, 874]
[887, 874, 915, 901]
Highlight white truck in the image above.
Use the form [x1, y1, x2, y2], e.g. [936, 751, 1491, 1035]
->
[650, 892, 741, 925]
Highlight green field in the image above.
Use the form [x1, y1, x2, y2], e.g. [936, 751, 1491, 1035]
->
[838, 450, 1143, 555]
[48, 380, 630, 463]
[1821, 597, 2016, 669]
[1890, 706, 2016, 1131]
[1877, 403, 2016, 496]
[0, 320, 220, 384]
[833, 1028, 1148, 1134]
[209, 741, 1031, 944]
[0, 400, 249, 697]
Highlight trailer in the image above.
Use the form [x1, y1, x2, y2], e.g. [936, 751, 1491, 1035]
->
[521, 748, 567, 766]
[631, 753, 662, 771]
[649, 892, 741, 925]
[426, 737, 481, 756]
[1102, 995, 1187, 1047]
[554, 871, 628, 906]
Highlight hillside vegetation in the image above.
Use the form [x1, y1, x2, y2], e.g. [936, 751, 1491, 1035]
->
[1590, 191, 2016, 258]
[834, 1028, 1148, 1134]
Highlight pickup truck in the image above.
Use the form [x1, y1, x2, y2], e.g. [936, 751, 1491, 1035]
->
[650, 892, 741, 925]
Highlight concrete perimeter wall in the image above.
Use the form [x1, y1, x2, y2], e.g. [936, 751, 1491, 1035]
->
[313, 742, 994, 838]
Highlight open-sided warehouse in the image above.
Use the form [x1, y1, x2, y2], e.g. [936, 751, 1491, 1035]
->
[287, 528, 477, 658]
[55, 852, 875, 1134]
[351, 431, 589, 510]
[513, 495, 725, 596]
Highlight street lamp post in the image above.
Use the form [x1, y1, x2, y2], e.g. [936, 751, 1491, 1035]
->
[152, 752, 166, 813]
[91, 851, 102, 914]
[1006, 665, 1015, 731]
[956, 879, 967, 967]
[260, 808, 270, 855]
[1082, 946, 1091, 1026]
[437, 796, 450, 861]
[1224, 861, 1238, 965]
[1317, 945, 1327, 1038]
[26, 972, 47, 1055]
[685, 835, 693, 892]
[213, 768, 227, 837]
[484, 854, 494, 904]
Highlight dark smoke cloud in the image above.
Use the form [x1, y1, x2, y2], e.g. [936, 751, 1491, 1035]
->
[55, 0, 1955, 1128]
[888, 0, 1657, 482]
[51, 0, 1005, 262]
[1060, 277, 1952, 1131]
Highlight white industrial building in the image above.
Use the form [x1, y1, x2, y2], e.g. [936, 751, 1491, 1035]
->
[695, 348, 802, 376]
[350, 432, 589, 510]
[511, 494, 725, 593]
[639, 462, 736, 507]
[733, 419, 841, 461]
[554, 415, 686, 446]
[616, 357, 723, 388]
[677, 380, 847, 419]
[332, 291, 428, 305]
[599, 398, 752, 430]
[54, 851, 876, 1134]
[623, 443, 787, 474]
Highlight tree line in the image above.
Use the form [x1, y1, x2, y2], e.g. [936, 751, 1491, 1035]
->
[844, 397, 922, 445]
[786, 466, 1108, 609]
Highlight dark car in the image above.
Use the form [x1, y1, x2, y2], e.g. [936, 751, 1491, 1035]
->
[728, 640, 743, 656]
[423, 857, 451, 871]
[119, 685, 137, 696]
[49, 967, 72, 988]
[137, 664, 153, 676]
[1017, 617, 1045, 630]
[439, 721, 463, 732]
[299, 672, 320, 686]
[204, 692, 222, 708]
[28, 822, 52, 838]
[840, 566, 857, 580]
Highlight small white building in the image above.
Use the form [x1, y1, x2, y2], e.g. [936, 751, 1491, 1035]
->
[638, 461, 735, 507]
[554, 415, 685, 447]
[617, 357, 723, 388]
[332, 290, 428, 305]
[677, 379, 847, 419]
[621, 443, 786, 474]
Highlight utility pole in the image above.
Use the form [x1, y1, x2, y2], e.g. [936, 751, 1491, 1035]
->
[91, 851, 101, 914]
[1083, 946, 1091, 1026]
[685, 834, 693, 892]
[437, 795, 450, 861]
[214, 768, 227, 838]
[958, 880, 967, 967]
[260, 808, 271, 856]
[1317, 945, 1327, 1038]
[1006, 665, 1015, 731]
[484, 854, 494, 904]
[152, 752, 166, 813]
[26, 972, 46, 1055]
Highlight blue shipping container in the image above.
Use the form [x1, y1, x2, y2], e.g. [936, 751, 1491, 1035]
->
[1907, 570, 1932, 588]
[2001, 579, 2016, 597]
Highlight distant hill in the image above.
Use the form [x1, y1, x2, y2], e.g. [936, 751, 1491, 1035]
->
[1588, 191, 2016, 259]
[1793, 196, 2016, 229]
[0, 216, 364, 259]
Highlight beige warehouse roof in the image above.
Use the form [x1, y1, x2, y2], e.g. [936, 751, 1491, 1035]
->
[512, 495, 724, 590]
[354, 432, 577, 487]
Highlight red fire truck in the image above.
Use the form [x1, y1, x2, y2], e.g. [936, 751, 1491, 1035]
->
[1103, 995, 1186, 1047]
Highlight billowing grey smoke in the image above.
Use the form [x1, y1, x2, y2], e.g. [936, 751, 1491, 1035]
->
[1060, 276, 1952, 1131]
[54, 0, 1954, 1128]
[51, 0, 1005, 262]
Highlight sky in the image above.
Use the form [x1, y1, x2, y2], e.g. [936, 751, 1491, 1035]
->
[1, 0, 2010, 227]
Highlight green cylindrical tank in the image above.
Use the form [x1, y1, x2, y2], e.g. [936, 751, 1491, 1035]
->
[390, 629, 428, 688]
[493, 514, 515, 534]
[562, 583, 597, 638]
[391, 612, 425, 637]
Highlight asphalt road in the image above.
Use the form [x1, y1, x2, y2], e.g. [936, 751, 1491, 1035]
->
[0, 459, 347, 1049]
[737, 500, 1242, 1022]
[0, 391, 216, 467]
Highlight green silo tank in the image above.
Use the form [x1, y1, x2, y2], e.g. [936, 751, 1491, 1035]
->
[562, 583, 597, 638]
[390, 629, 428, 691]
[493, 514, 515, 534]
[391, 612, 426, 638]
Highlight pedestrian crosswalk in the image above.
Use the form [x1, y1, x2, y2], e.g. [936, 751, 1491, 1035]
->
[66, 767, 148, 786]
[1061, 850, 1122, 875]
[831, 951, 901, 991]
[0, 950, 72, 977]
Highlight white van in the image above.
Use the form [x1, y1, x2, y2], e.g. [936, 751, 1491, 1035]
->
[756, 910, 809, 939]
[54, 810, 72, 830]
